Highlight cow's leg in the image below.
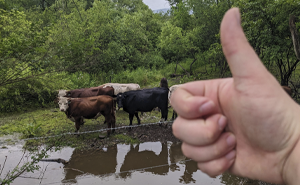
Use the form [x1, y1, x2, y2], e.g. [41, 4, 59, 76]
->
[162, 107, 168, 121]
[80, 117, 84, 125]
[106, 117, 111, 137]
[173, 111, 178, 120]
[105, 112, 116, 136]
[111, 113, 116, 134]
[159, 107, 168, 127]
[129, 113, 134, 126]
[74, 117, 81, 135]
[134, 112, 141, 125]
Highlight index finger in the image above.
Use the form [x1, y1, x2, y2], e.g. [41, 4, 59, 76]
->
[170, 80, 224, 119]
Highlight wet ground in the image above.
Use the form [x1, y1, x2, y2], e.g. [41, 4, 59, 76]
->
[0, 113, 278, 185]
[0, 142, 276, 185]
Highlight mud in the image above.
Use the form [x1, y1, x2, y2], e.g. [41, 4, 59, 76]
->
[79, 123, 180, 150]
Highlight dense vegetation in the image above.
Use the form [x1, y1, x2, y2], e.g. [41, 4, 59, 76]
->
[1, 0, 300, 113]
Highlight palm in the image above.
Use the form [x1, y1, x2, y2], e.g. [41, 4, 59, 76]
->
[217, 78, 299, 182]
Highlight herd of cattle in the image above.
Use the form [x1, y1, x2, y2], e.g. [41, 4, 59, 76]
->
[56, 79, 180, 136]
[56, 79, 293, 137]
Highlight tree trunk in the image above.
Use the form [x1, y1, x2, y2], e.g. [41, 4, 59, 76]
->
[289, 15, 300, 60]
[190, 58, 197, 75]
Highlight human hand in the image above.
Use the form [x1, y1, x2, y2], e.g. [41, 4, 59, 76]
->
[171, 8, 300, 184]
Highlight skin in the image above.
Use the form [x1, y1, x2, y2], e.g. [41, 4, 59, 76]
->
[171, 8, 300, 185]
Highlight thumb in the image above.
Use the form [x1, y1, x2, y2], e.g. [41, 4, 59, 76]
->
[220, 8, 270, 85]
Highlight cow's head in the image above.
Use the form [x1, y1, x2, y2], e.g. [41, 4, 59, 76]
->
[58, 90, 67, 97]
[116, 93, 125, 110]
[58, 90, 72, 97]
[58, 97, 71, 112]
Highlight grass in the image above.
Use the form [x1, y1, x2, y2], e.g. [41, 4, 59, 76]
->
[0, 57, 219, 149]
[0, 105, 176, 148]
[113, 134, 139, 144]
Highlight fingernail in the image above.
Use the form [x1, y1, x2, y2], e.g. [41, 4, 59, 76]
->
[218, 116, 227, 131]
[199, 101, 214, 114]
[226, 134, 236, 147]
[226, 150, 236, 160]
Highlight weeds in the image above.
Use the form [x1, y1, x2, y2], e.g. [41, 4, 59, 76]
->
[22, 118, 42, 138]
[113, 134, 139, 144]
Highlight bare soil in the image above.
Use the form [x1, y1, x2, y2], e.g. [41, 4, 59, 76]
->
[121, 123, 180, 143]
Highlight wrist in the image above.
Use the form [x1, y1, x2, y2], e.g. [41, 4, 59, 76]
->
[283, 137, 300, 185]
[282, 104, 300, 185]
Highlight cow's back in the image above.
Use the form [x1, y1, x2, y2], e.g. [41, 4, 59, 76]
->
[103, 83, 140, 95]
[122, 87, 168, 113]
[66, 86, 114, 98]
[67, 95, 114, 118]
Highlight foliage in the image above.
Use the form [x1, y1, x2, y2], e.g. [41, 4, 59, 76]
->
[235, 0, 300, 85]
[158, 21, 189, 62]
[170, 0, 193, 30]
[187, 0, 233, 51]
[22, 118, 42, 138]
[0, 138, 64, 185]
[1, 0, 300, 113]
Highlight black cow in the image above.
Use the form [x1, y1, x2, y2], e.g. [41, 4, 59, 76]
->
[160, 77, 168, 89]
[116, 87, 169, 125]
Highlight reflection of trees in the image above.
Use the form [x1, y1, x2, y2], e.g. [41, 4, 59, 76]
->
[179, 159, 198, 184]
[119, 143, 168, 178]
[63, 145, 117, 183]
[169, 142, 184, 172]
[169, 142, 199, 184]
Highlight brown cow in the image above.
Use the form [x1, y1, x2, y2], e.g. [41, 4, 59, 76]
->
[282, 86, 292, 97]
[58, 95, 116, 136]
[58, 85, 114, 98]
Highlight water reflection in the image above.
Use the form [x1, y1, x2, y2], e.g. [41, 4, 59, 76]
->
[1, 142, 227, 184]
[169, 142, 184, 172]
[119, 143, 168, 178]
[179, 159, 198, 184]
[62, 142, 203, 184]
[63, 145, 118, 183]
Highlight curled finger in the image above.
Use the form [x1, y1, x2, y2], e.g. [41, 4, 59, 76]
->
[197, 150, 236, 177]
[173, 114, 227, 146]
[181, 132, 236, 162]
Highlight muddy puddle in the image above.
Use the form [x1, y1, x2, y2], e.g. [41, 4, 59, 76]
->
[0, 142, 266, 185]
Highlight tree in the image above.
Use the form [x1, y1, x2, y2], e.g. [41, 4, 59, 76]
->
[187, 0, 233, 51]
[170, 0, 193, 30]
[235, 0, 300, 86]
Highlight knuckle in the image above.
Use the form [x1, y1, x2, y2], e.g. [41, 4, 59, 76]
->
[198, 162, 224, 178]
[204, 130, 218, 143]
[212, 145, 221, 157]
